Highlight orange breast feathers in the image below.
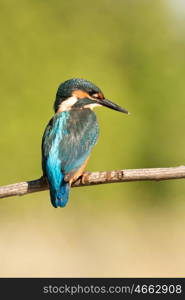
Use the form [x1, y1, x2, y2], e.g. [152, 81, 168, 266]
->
[64, 156, 90, 186]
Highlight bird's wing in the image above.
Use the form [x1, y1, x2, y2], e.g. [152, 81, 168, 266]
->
[42, 109, 99, 182]
[59, 109, 99, 177]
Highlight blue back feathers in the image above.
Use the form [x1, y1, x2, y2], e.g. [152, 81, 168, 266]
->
[42, 108, 99, 207]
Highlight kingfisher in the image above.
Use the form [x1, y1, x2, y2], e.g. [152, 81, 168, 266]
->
[42, 78, 129, 208]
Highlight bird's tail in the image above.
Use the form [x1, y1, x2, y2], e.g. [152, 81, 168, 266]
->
[49, 180, 70, 208]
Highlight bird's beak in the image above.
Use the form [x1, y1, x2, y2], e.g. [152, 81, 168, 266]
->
[95, 98, 129, 114]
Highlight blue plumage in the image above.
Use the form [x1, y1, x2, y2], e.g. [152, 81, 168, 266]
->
[42, 108, 99, 208]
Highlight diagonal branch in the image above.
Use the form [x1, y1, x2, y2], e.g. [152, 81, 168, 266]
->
[0, 166, 185, 199]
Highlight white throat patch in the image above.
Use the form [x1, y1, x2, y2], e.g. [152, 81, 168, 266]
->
[57, 96, 78, 112]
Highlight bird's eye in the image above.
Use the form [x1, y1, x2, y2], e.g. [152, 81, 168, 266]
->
[88, 90, 96, 96]
[88, 91, 104, 99]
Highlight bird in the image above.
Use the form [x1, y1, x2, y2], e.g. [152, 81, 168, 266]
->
[42, 78, 129, 208]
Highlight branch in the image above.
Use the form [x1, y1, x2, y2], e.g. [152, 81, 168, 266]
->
[0, 166, 185, 199]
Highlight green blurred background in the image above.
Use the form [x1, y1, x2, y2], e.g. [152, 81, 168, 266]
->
[0, 0, 185, 277]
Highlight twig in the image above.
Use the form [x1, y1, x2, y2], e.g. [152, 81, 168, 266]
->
[0, 166, 185, 199]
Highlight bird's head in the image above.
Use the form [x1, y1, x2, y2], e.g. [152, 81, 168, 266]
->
[54, 78, 129, 114]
